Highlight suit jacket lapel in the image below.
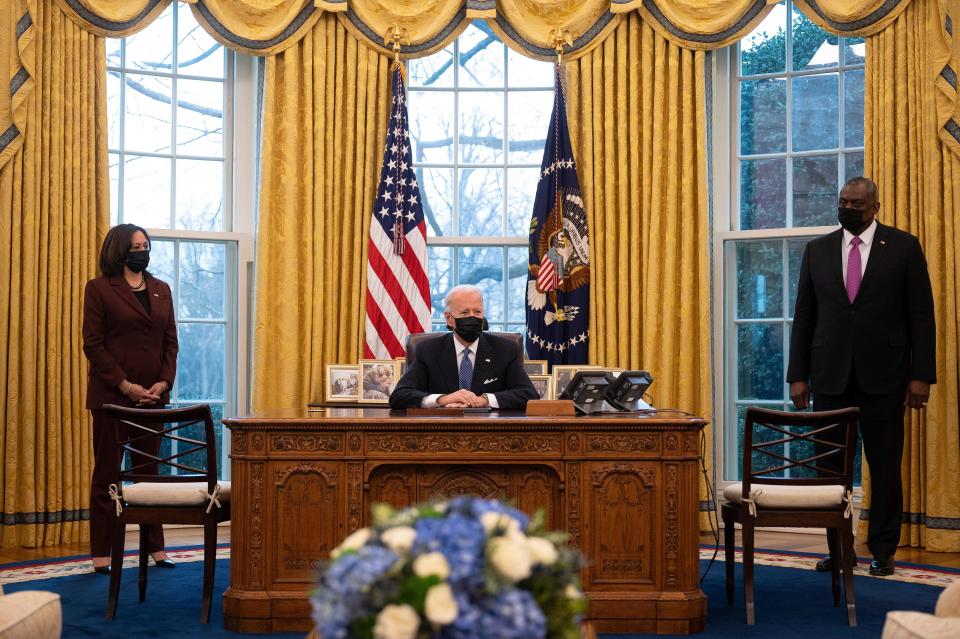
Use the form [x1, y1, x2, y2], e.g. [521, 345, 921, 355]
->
[473, 334, 494, 390]
[440, 333, 460, 393]
[110, 273, 150, 319]
[857, 222, 888, 300]
[826, 229, 848, 303]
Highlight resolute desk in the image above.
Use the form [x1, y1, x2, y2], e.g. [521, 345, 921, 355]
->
[222, 407, 707, 635]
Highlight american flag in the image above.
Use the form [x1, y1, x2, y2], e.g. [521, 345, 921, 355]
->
[364, 63, 431, 359]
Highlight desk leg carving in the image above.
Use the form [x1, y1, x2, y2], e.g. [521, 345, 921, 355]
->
[567, 462, 582, 549]
[347, 462, 362, 533]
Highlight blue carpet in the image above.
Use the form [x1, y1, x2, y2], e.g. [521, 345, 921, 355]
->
[3, 555, 948, 638]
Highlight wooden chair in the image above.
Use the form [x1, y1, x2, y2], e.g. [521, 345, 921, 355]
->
[102, 404, 231, 623]
[721, 406, 859, 626]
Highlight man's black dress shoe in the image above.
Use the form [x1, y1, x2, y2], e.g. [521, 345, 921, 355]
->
[93, 565, 111, 575]
[869, 556, 895, 576]
[153, 558, 176, 569]
[815, 556, 832, 572]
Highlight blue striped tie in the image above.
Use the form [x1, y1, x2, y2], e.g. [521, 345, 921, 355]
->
[458, 350, 473, 390]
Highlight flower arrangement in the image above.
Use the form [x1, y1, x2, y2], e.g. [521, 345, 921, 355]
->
[312, 497, 585, 639]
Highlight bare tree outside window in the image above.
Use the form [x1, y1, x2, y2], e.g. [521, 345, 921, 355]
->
[407, 23, 553, 333]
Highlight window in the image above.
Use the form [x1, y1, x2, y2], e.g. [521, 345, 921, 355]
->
[107, 5, 257, 478]
[407, 23, 553, 330]
[715, 2, 865, 481]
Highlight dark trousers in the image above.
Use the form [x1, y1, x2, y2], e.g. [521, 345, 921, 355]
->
[814, 373, 906, 558]
[90, 409, 165, 558]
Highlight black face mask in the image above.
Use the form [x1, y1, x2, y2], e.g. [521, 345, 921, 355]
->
[126, 250, 150, 273]
[838, 207, 867, 234]
[452, 316, 485, 343]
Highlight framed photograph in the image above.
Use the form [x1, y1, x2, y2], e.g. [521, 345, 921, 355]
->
[358, 359, 401, 404]
[325, 364, 360, 403]
[522, 360, 548, 376]
[528, 374, 552, 400]
[395, 357, 408, 377]
[552, 365, 605, 399]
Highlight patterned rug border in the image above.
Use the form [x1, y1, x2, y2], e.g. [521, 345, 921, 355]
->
[1, 544, 956, 588]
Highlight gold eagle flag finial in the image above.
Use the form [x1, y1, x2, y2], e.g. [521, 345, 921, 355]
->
[385, 24, 410, 64]
[550, 26, 573, 64]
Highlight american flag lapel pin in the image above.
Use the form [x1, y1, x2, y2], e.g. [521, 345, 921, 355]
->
[484, 358, 491, 363]
[880, 240, 886, 245]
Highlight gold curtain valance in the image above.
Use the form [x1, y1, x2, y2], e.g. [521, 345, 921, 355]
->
[792, 0, 915, 36]
[0, 0, 36, 168]
[934, 0, 959, 156]
[53, 0, 172, 37]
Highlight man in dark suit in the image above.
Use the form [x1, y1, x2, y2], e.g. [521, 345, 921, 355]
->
[787, 177, 936, 576]
[389, 285, 537, 410]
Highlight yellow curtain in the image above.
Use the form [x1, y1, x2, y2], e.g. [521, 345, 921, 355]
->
[858, 0, 960, 552]
[187, 0, 324, 56]
[0, 0, 107, 547]
[933, 0, 959, 156]
[0, 0, 35, 171]
[793, 0, 915, 36]
[565, 12, 713, 518]
[252, 13, 390, 409]
[53, 0, 171, 37]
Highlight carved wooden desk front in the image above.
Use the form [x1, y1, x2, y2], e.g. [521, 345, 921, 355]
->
[222, 408, 707, 635]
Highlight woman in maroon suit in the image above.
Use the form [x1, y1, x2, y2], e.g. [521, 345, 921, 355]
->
[82, 224, 178, 574]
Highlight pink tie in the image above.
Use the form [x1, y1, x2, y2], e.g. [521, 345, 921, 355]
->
[846, 236, 863, 303]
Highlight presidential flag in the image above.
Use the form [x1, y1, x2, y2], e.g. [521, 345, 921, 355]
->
[364, 62, 431, 359]
[525, 64, 590, 368]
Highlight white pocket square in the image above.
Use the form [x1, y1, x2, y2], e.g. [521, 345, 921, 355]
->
[484, 377, 498, 384]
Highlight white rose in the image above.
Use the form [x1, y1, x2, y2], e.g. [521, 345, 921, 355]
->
[331, 527, 371, 559]
[488, 536, 532, 582]
[526, 536, 558, 566]
[424, 583, 458, 625]
[372, 603, 420, 639]
[480, 511, 521, 535]
[380, 526, 417, 553]
[413, 552, 450, 580]
[565, 584, 582, 599]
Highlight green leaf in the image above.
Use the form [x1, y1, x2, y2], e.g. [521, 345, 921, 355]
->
[396, 574, 441, 612]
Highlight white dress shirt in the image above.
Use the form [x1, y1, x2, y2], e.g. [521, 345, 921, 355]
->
[421, 337, 499, 408]
[841, 219, 877, 286]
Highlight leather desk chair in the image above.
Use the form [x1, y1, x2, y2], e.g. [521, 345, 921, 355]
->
[404, 331, 524, 367]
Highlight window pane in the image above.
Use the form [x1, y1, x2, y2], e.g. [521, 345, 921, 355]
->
[176, 79, 224, 157]
[107, 73, 121, 149]
[792, 155, 837, 226]
[123, 155, 171, 228]
[125, 8, 173, 71]
[458, 168, 503, 236]
[740, 158, 786, 229]
[123, 74, 173, 154]
[507, 167, 539, 237]
[177, 3, 224, 78]
[149, 240, 175, 284]
[507, 48, 553, 88]
[176, 403, 224, 474]
[109, 153, 120, 225]
[735, 405, 787, 480]
[737, 323, 784, 400]
[843, 69, 864, 147]
[736, 241, 783, 319]
[844, 151, 864, 181]
[178, 242, 225, 319]
[457, 24, 504, 89]
[739, 3, 786, 76]
[507, 91, 551, 164]
[507, 246, 527, 323]
[409, 91, 453, 164]
[459, 91, 504, 163]
[409, 44, 453, 88]
[792, 74, 838, 151]
[740, 78, 787, 154]
[175, 159, 223, 231]
[457, 246, 504, 321]
[428, 246, 453, 321]
[787, 238, 808, 316]
[843, 37, 865, 65]
[419, 167, 453, 237]
[106, 34, 121, 67]
[177, 323, 225, 400]
[791, 11, 836, 71]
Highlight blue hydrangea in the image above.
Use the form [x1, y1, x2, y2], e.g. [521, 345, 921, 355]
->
[447, 496, 530, 531]
[438, 588, 546, 639]
[312, 545, 398, 637]
[413, 513, 486, 590]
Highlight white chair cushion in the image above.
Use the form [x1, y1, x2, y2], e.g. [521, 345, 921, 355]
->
[723, 482, 845, 510]
[0, 590, 61, 639]
[122, 481, 231, 507]
[883, 611, 960, 639]
[935, 581, 960, 618]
